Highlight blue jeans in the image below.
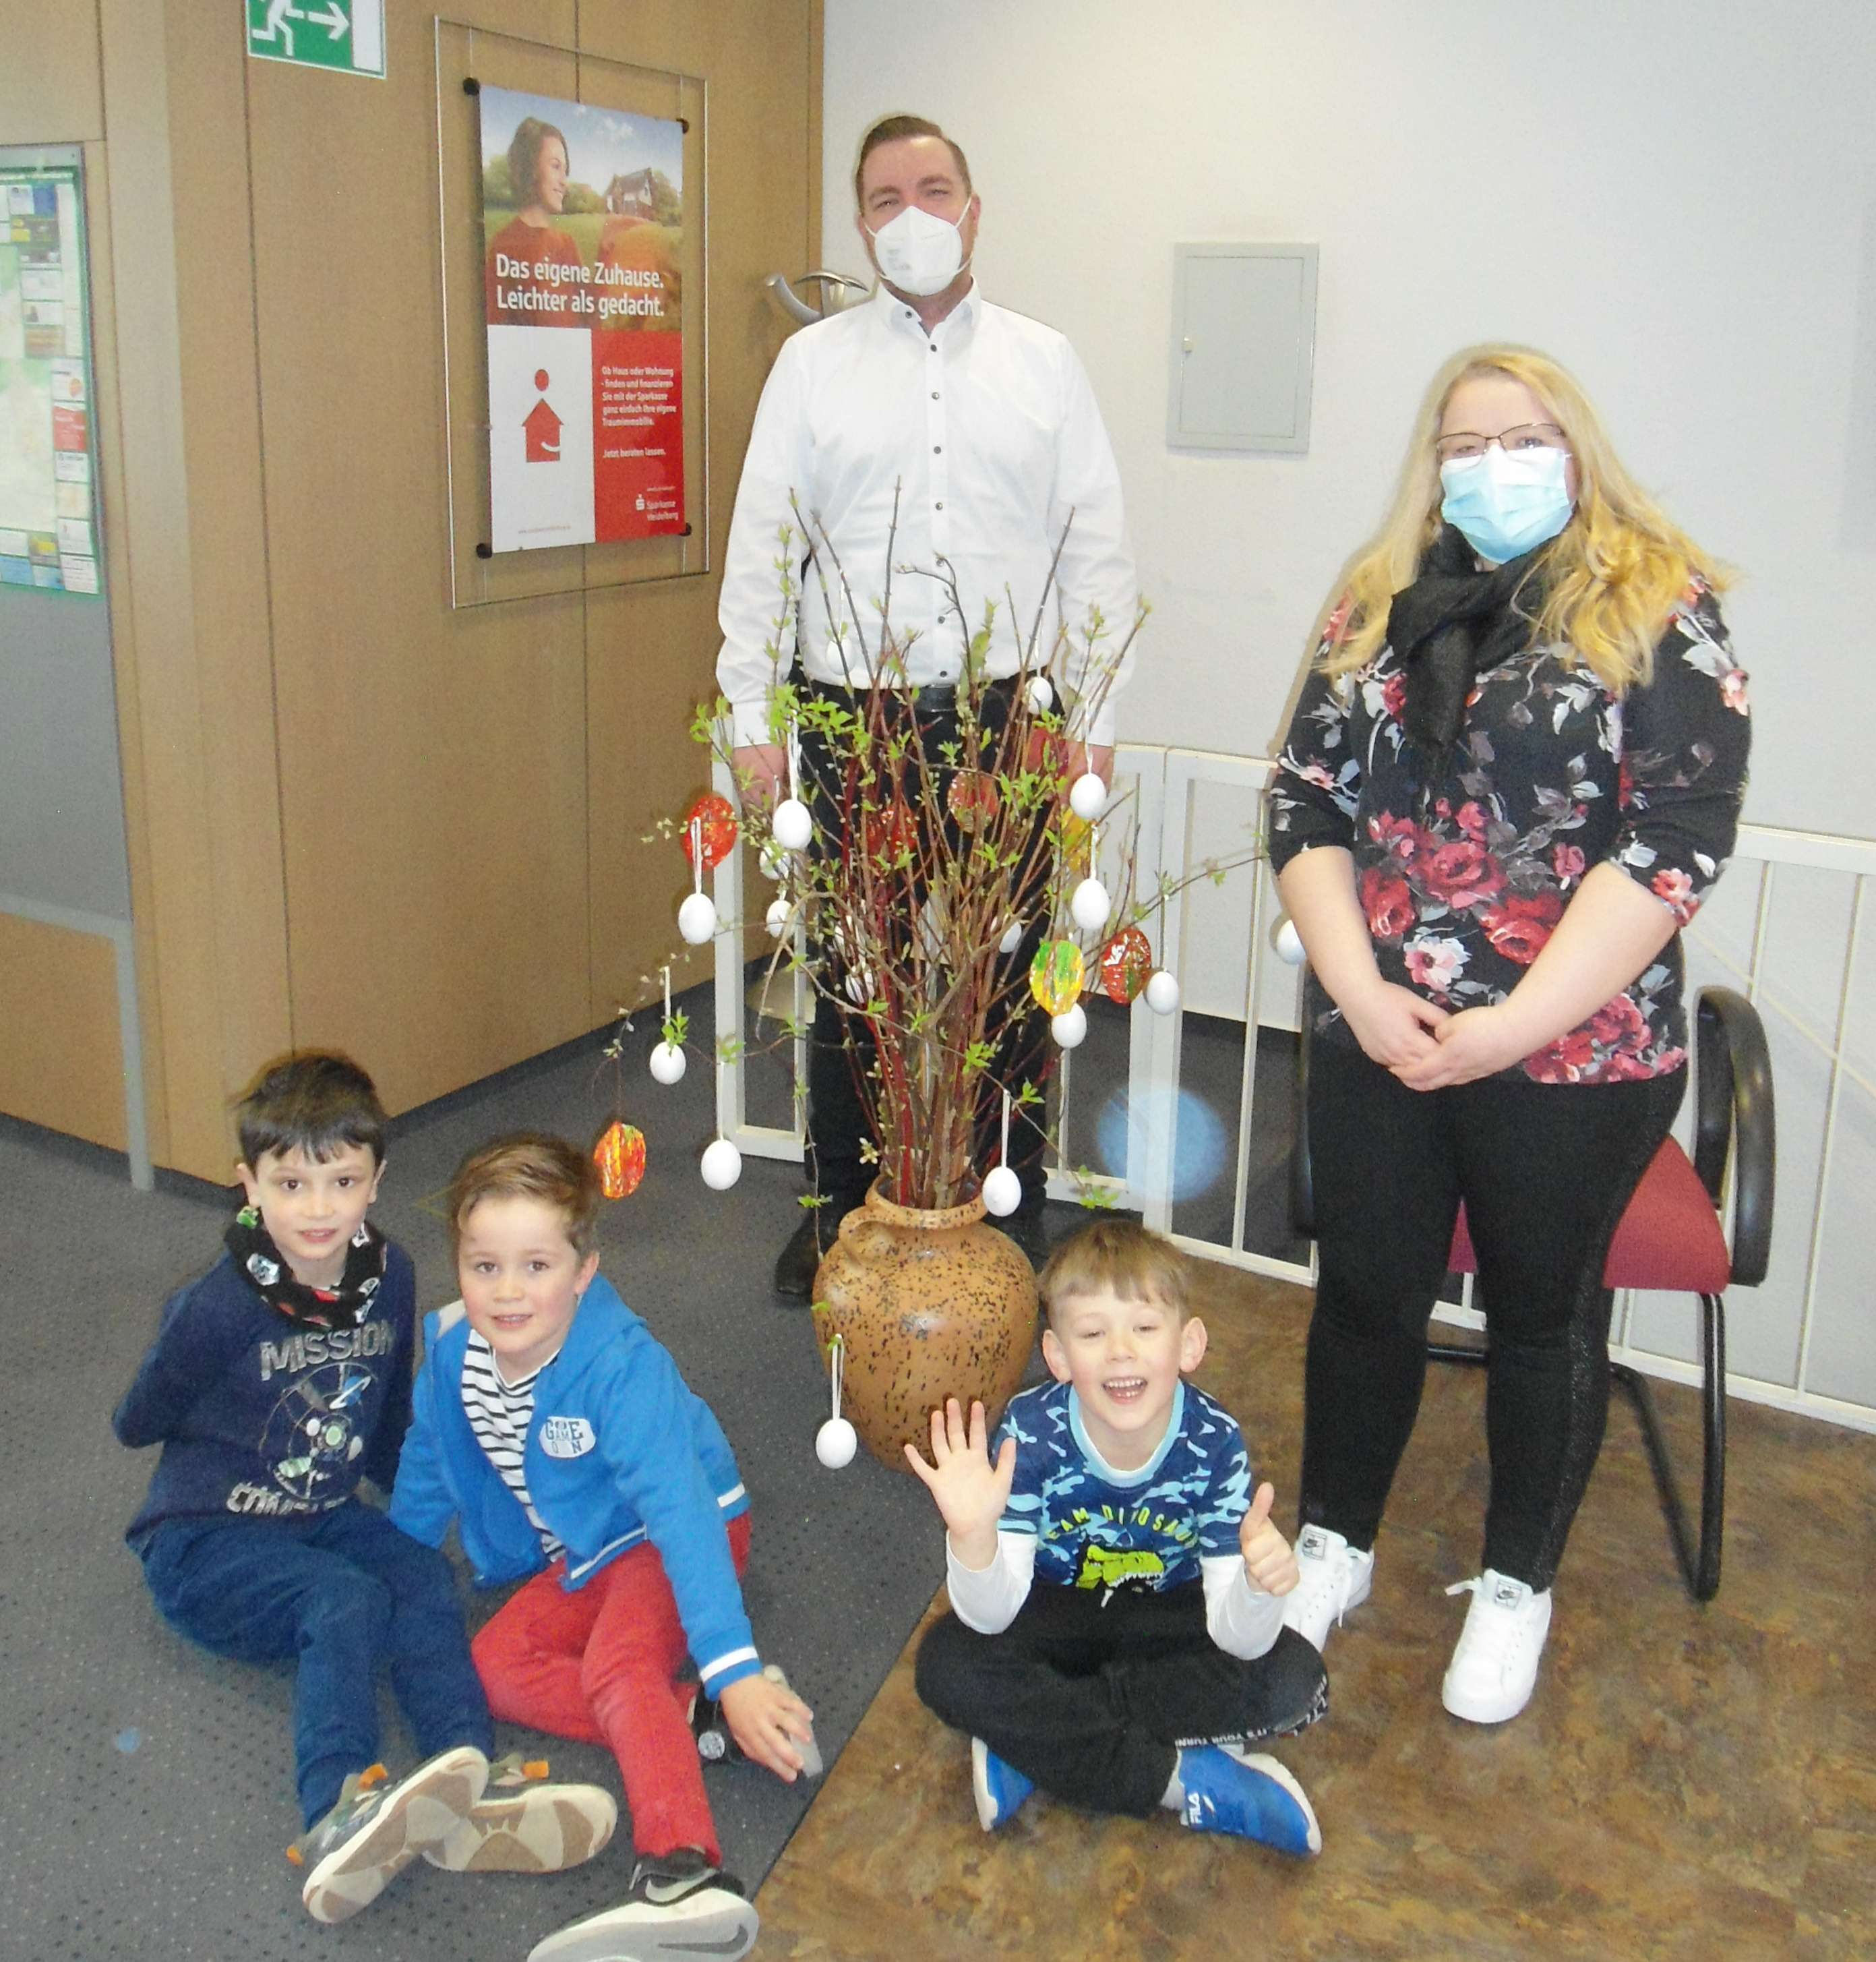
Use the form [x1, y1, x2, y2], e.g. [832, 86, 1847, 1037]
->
[140, 1499, 493, 1827]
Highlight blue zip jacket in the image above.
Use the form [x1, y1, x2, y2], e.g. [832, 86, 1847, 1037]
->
[389, 1274, 759, 1693]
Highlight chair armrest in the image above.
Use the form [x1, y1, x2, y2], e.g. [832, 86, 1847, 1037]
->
[1695, 987, 1776, 1287]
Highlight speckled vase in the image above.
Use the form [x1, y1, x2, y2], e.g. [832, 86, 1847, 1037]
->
[810, 1184, 1039, 1474]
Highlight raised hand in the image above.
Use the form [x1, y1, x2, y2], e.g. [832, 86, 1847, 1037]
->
[904, 1396, 1016, 1568]
[1239, 1481, 1298, 1596]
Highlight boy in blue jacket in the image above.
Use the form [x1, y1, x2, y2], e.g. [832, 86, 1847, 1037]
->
[390, 1133, 814, 1962]
[114, 1053, 613, 1925]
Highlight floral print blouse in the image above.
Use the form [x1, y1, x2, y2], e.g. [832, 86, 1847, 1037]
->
[1268, 583, 1751, 1084]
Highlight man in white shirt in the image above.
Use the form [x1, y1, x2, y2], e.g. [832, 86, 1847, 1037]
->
[717, 115, 1139, 1298]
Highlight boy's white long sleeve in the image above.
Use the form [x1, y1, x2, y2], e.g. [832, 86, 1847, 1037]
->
[945, 1530, 1037, 1634]
[1201, 1555, 1287, 1659]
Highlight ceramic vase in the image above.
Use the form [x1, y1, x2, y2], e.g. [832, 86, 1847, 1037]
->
[810, 1184, 1038, 1473]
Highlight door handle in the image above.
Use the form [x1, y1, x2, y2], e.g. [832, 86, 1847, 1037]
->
[765, 270, 872, 327]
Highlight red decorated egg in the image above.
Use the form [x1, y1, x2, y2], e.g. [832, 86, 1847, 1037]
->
[862, 799, 917, 868]
[946, 770, 1000, 833]
[1099, 926, 1153, 1004]
[682, 793, 739, 872]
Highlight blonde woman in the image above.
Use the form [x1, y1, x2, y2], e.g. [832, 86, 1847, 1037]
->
[1267, 346, 1751, 1723]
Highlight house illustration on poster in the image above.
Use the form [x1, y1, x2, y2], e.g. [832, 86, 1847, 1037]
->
[524, 369, 562, 463]
[603, 167, 659, 217]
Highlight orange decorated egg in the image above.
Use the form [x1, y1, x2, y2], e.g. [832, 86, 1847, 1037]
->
[593, 1121, 646, 1200]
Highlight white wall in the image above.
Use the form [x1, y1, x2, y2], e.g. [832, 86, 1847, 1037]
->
[822, 0, 1876, 837]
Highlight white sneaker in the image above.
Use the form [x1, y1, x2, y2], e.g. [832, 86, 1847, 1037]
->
[1281, 1526, 1374, 1653]
[526, 1851, 758, 1962]
[1441, 1570, 1553, 1724]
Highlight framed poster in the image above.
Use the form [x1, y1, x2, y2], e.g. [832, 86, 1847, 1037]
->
[479, 86, 686, 553]
[0, 150, 100, 596]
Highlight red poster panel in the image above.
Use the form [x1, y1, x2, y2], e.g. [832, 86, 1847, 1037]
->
[593, 329, 684, 539]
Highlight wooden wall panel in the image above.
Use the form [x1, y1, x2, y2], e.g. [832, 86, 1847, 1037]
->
[585, 0, 820, 1019]
[47, 0, 818, 1169]
[242, 5, 591, 1115]
[0, 914, 125, 1150]
[0, 0, 102, 141]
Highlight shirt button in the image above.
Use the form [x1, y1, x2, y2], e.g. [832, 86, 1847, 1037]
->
[928, 343, 937, 353]
[933, 444, 942, 454]
[931, 391, 939, 400]
[935, 500, 944, 510]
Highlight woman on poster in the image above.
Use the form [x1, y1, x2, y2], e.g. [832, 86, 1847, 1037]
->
[1266, 345, 1751, 1725]
[485, 117, 586, 326]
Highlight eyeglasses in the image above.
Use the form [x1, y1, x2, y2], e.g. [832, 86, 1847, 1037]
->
[1435, 421, 1569, 465]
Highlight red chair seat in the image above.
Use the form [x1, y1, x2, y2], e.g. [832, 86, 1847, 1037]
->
[1448, 1137, 1732, 1293]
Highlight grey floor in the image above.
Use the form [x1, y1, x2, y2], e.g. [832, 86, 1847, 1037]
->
[1, 978, 1300, 1961]
[2, 982, 961, 1962]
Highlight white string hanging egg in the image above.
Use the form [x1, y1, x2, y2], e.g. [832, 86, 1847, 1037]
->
[982, 1090, 1022, 1217]
[1051, 1002, 1088, 1048]
[700, 1137, 743, 1191]
[677, 817, 717, 944]
[816, 1334, 857, 1468]
[770, 727, 812, 852]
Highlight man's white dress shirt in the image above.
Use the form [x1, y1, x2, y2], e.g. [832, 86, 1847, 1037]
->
[717, 285, 1137, 750]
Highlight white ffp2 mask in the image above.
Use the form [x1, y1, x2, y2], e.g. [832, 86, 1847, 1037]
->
[868, 204, 968, 297]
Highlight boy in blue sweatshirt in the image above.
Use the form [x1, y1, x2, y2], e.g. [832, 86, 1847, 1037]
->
[390, 1132, 814, 1962]
[115, 1053, 612, 1924]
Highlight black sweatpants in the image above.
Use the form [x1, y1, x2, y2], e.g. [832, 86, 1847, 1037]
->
[1302, 1042, 1685, 1589]
[915, 1583, 1328, 1816]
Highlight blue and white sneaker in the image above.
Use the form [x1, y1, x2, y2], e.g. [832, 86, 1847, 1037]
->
[970, 1737, 1035, 1831]
[1177, 1745, 1321, 1857]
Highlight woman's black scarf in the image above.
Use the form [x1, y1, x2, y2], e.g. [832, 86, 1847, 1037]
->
[1385, 524, 1548, 776]
[225, 1207, 387, 1330]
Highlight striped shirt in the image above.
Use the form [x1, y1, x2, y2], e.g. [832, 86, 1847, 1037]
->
[461, 1332, 563, 1559]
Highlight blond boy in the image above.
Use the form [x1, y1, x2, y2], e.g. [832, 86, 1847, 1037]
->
[908, 1219, 1326, 1850]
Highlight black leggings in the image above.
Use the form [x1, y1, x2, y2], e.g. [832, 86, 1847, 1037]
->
[1302, 1044, 1684, 1591]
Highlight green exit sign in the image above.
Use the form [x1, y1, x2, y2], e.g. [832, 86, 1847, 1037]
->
[247, 1, 386, 80]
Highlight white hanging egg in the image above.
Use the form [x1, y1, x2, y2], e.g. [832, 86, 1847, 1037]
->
[1069, 876, 1110, 933]
[1145, 969, 1181, 1015]
[649, 1041, 687, 1086]
[759, 839, 786, 883]
[1068, 771, 1108, 822]
[998, 917, 1025, 956]
[771, 797, 813, 852]
[1025, 675, 1054, 715]
[700, 1138, 743, 1190]
[815, 1416, 857, 1469]
[1271, 916, 1306, 966]
[765, 896, 793, 939]
[981, 1164, 1023, 1216]
[677, 891, 717, 944]
[1051, 1003, 1088, 1048]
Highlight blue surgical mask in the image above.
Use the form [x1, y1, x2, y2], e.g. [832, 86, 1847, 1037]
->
[1439, 446, 1574, 565]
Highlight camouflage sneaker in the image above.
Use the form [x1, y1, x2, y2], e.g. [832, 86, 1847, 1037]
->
[526, 1849, 758, 1962]
[289, 1744, 488, 1923]
[422, 1752, 617, 1874]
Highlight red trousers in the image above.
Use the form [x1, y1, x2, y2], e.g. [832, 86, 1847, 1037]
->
[471, 1512, 752, 1862]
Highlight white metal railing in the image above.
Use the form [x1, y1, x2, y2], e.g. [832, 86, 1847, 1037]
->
[709, 746, 1876, 1436]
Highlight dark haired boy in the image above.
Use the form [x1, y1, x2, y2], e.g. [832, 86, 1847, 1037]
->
[114, 1052, 611, 1924]
[908, 1218, 1328, 1851]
